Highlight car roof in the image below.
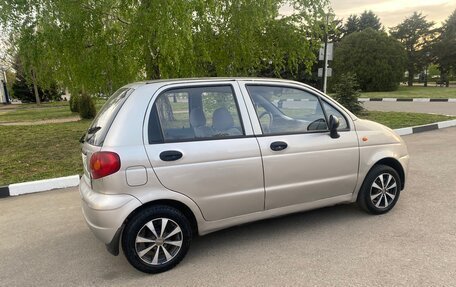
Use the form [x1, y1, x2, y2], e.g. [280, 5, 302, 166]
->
[123, 77, 300, 89]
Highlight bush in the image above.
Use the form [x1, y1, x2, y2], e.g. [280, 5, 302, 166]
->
[332, 73, 364, 115]
[78, 93, 97, 119]
[333, 28, 407, 92]
[69, 94, 80, 112]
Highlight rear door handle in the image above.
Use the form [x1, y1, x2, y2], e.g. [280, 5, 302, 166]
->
[270, 141, 288, 151]
[160, 150, 183, 161]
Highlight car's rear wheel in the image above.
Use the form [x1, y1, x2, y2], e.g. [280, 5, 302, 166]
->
[357, 165, 401, 214]
[122, 205, 192, 274]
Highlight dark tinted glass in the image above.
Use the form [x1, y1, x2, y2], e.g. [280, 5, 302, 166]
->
[85, 88, 131, 146]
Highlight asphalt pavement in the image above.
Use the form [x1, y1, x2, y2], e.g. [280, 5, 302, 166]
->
[1, 127, 456, 286]
[363, 101, 456, 116]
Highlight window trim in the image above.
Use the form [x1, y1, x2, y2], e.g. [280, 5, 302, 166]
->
[148, 84, 247, 144]
[319, 98, 351, 132]
[148, 104, 164, 144]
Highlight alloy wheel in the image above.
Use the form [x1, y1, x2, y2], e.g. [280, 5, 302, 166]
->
[370, 173, 398, 209]
[135, 218, 183, 266]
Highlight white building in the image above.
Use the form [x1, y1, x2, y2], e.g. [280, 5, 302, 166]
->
[0, 70, 9, 104]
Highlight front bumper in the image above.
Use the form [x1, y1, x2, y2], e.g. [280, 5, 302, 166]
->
[398, 154, 410, 189]
[79, 176, 142, 245]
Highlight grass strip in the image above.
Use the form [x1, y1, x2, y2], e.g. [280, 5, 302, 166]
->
[361, 111, 455, 129]
[359, 86, 456, 99]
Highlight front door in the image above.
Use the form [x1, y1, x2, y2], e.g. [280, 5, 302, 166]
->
[144, 83, 264, 221]
[241, 83, 359, 210]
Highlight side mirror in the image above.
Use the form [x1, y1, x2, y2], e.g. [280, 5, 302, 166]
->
[329, 115, 340, 139]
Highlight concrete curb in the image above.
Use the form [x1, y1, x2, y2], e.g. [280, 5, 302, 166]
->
[1, 119, 455, 198]
[0, 175, 80, 198]
[358, 98, 456, 102]
[393, 119, 456, 136]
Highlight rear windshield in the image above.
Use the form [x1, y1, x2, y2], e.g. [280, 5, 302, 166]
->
[84, 88, 132, 146]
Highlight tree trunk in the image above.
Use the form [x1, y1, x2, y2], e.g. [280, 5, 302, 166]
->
[407, 68, 413, 87]
[441, 69, 450, 87]
[146, 57, 160, 80]
[31, 69, 41, 105]
[407, 65, 415, 87]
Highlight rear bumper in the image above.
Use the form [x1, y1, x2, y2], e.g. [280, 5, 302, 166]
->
[79, 176, 141, 246]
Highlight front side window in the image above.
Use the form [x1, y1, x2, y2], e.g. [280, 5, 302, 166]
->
[151, 85, 244, 142]
[322, 101, 348, 129]
[246, 85, 328, 135]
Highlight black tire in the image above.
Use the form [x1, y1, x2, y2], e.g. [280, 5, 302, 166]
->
[122, 205, 192, 274]
[357, 164, 401, 214]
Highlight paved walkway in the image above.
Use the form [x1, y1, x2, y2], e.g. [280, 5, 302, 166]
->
[364, 101, 456, 116]
[0, 116, 81, 126]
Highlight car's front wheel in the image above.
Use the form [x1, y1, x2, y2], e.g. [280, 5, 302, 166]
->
[122, 205, 192, 274]
[357, 165, 401, 214]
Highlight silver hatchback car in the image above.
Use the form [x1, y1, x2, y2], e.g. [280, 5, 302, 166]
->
[80, 78, 409, 273]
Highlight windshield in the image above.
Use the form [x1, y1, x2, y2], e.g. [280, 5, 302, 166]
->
[84, 88, 132, 146]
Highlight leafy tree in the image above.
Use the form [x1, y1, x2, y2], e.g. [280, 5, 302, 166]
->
[0, 0, 330, 96]
[344, 15, 359, 35]
[11, 76, 59, 103]
[332, 72, 364, 115]
[390, 12, 435, 86]
[333, 28, 407, 92]
[433, 9, 456, 87]
[343, 10, 382, 36]
[11, 56, 60, 103]
[358, 10, 383, 31]
[11, 75, 33, 103]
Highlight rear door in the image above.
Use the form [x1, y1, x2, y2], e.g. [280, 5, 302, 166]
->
[143, 82, 264, 221]
[239, 82, 359, 210]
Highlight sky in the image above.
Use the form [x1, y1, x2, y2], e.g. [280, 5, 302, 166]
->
[331, 0, 456, 28]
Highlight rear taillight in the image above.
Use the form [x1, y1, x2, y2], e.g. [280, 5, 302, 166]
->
[89, 152, 121, 179]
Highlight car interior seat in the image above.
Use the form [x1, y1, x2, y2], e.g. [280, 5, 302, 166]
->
[189, 107, 213, 138]
[212, 107, 242, 136]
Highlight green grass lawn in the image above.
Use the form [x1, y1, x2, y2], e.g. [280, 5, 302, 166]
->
[0, 105, 78, 122]
[361, 111, 455, 129]
[0, 120, 91, 186]
[0, 110, 454, 185]
[0, 99, 106, 123]
[359, 86, 456, 99]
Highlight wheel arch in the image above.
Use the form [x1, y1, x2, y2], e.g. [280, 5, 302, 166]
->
[353, 145, 409, 207]
[373, 157, 405, 190]
[123, 199, 199, 236]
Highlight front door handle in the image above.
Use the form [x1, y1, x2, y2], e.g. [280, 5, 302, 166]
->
[160, 150, 183, 161]
[270, 141, 288, 151]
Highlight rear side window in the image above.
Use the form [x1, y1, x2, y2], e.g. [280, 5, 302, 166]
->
[149, 85, 244, 143]
[85, 88, 132, 146]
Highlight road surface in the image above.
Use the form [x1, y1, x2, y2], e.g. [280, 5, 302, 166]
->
[1, 127, 456, 286]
